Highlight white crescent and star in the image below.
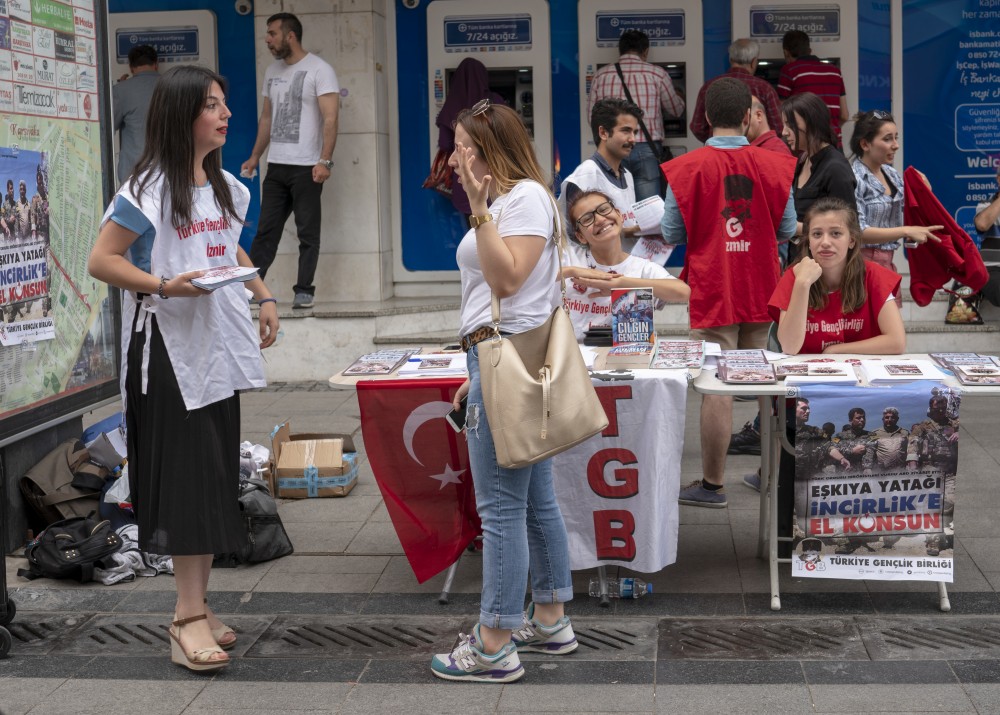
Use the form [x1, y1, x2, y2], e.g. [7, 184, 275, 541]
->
[401, 400, 466, 487]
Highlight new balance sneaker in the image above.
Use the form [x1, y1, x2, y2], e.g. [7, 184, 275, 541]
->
[727, 421, 761, 455]
[511, 603, 578, 655]
[292, 292, 314, 309]
[677, 480, 727, 508]
[431, 624, 524, 683]
[743, 471, 761, 492]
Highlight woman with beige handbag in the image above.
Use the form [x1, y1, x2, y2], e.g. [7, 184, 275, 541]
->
[430, 100, 581, 683]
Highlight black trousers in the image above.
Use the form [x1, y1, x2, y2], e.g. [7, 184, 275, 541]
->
[249, 163, 323, 296]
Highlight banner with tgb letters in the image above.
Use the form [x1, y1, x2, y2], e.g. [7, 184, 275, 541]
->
[552, 370, 688, 574]
[791, 380, 959, 582]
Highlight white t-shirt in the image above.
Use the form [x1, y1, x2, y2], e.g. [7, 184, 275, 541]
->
[104, 171, 266, 411]
[263, 53, 339, 165]
[558, 158, 638, 252]
[457, 181, 560, 338]
[562, 243, 672, 340]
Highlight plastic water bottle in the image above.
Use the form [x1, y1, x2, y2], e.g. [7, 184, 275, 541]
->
[588, 576, 652, 599]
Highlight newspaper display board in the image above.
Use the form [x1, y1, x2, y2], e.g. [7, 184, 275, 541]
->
[0, 0, 117, 445]
[791, 381, 958, 583]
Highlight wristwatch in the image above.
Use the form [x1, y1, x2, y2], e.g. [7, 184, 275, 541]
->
[318, 159, 334, 170]
[468, 213, 493, 229]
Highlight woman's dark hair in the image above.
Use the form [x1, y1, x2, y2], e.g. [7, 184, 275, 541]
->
[800, 197, 866, 313]
[565, 188, 617, 246]
[849, 110, 895, 159]
[781, 92, 836, 155]
[130, 65, 240, 229]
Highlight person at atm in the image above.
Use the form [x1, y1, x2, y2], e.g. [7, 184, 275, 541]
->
[558, 98, 644, 252]
[777, 30, 849, 148]
[434, 58, 505, 221]
[689, 39, 782, 146]
[659, 78, 796, 508]
[587, 29, 685, 201]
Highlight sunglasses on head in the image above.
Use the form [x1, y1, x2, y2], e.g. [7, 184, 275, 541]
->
[871, 110, 892, 120]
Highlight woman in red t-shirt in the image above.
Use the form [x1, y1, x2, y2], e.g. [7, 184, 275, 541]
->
[769, 197, 905, 355]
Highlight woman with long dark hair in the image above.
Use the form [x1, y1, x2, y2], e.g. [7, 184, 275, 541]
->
[781, 92, 856, 234]
[769, 197, 904, 354]
[89, 65, 279, 672]
[430, 100, 575, 683]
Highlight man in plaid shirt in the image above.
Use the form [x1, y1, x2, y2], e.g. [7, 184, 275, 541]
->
[587, 30, 685, 200]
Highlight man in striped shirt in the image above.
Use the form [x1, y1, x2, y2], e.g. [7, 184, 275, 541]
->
[587, 29, 685, 200]
[777, 30, 849, 147]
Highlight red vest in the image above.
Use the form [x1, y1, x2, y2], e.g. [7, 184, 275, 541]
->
[662, 144, 795, 328]
[767, 261, 901, 353]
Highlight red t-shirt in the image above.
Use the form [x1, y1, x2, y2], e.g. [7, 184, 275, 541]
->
[767, 261, 901, 353]
[663, 145, 795, 329]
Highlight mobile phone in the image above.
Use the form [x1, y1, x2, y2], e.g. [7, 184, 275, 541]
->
[446, 396, 468, 432]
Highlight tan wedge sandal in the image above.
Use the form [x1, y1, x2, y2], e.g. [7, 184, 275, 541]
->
[169, 614, 230, 672]
[204, 598, 236, 650]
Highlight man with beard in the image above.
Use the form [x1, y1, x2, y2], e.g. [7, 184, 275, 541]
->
[14, 180, 30, 242]
[830, 407, 868, 472]
[908, 394, 959, 556]
[242, 12, 339, 310]
[863, 407, 909, 473]
[558, 98, 644, 253]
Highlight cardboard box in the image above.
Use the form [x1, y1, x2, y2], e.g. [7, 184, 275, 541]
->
[270, 421, 358, 498]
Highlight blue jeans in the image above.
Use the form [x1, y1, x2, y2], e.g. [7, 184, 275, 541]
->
[467, 344, 574, 629]
[621, 141, 665, 200]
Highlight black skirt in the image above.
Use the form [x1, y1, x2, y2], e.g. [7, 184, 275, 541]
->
[125, 311, 247, 556]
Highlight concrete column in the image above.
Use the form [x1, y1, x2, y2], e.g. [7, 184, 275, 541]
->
[253, 0, 392, 303]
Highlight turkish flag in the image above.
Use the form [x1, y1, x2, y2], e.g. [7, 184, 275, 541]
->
[356, 378, 480, 583]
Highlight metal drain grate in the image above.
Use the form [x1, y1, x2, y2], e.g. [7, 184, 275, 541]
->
[6, 614, 90, 652]
[660, 618, 867, 660]
[248, 616, 465, 659]
[576, 626, 641, 650]
[862, 617, 1000, 660]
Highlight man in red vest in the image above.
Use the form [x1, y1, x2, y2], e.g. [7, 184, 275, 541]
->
[660, 77, 796, 507]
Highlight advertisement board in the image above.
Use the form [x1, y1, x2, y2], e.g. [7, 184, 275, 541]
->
[0, 0, 117, 446]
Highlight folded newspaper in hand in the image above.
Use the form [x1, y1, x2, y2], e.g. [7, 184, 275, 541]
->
[191, 266, 259, 290]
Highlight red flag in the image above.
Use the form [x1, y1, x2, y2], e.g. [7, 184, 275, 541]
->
[356, 378, 480, 583]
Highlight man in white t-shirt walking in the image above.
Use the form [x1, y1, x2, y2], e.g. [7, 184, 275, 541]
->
[242, 12, 340, 309]
[559, 98, 643, 253]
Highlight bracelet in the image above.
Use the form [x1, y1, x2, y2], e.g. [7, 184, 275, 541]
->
[157, 276, 169, 300]
[257, 298, 277, 306]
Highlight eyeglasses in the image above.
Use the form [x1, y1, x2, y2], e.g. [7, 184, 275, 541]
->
[471, 98, 491, 116]
[871, 110, 892, 120]
[575, 201, 616, 228]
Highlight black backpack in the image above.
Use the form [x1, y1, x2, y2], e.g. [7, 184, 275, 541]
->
[18, 515, 123, 582]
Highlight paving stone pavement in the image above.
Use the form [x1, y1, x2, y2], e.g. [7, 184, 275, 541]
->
[3, 385, 1000, 713]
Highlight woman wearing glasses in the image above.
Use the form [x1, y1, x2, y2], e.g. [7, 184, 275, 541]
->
[850, 110, 942, 303]
[563, 189, 689, 340]
[430, 99, 576, 683]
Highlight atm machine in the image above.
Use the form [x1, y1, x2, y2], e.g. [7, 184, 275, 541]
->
[426, 0, 553, 187]
[577, 1, 704, 162]
[731, 1, 859, 136]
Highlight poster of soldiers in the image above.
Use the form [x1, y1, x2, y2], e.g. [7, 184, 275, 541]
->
[0, 147, 52, 345]
[791, 381, 958, 582]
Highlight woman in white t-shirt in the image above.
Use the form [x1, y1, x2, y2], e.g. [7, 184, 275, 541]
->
[563, 189, 689, 340]
[89, 66, 280, 673]
[430, 100, 574, 684]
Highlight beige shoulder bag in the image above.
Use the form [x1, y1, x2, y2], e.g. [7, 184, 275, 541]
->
[477, 192, 609, 469]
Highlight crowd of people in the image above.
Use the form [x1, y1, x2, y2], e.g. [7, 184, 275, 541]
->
[87, 19, 996, 683]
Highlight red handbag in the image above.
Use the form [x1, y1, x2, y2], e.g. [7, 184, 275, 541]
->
[422, 149, 453, 197]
